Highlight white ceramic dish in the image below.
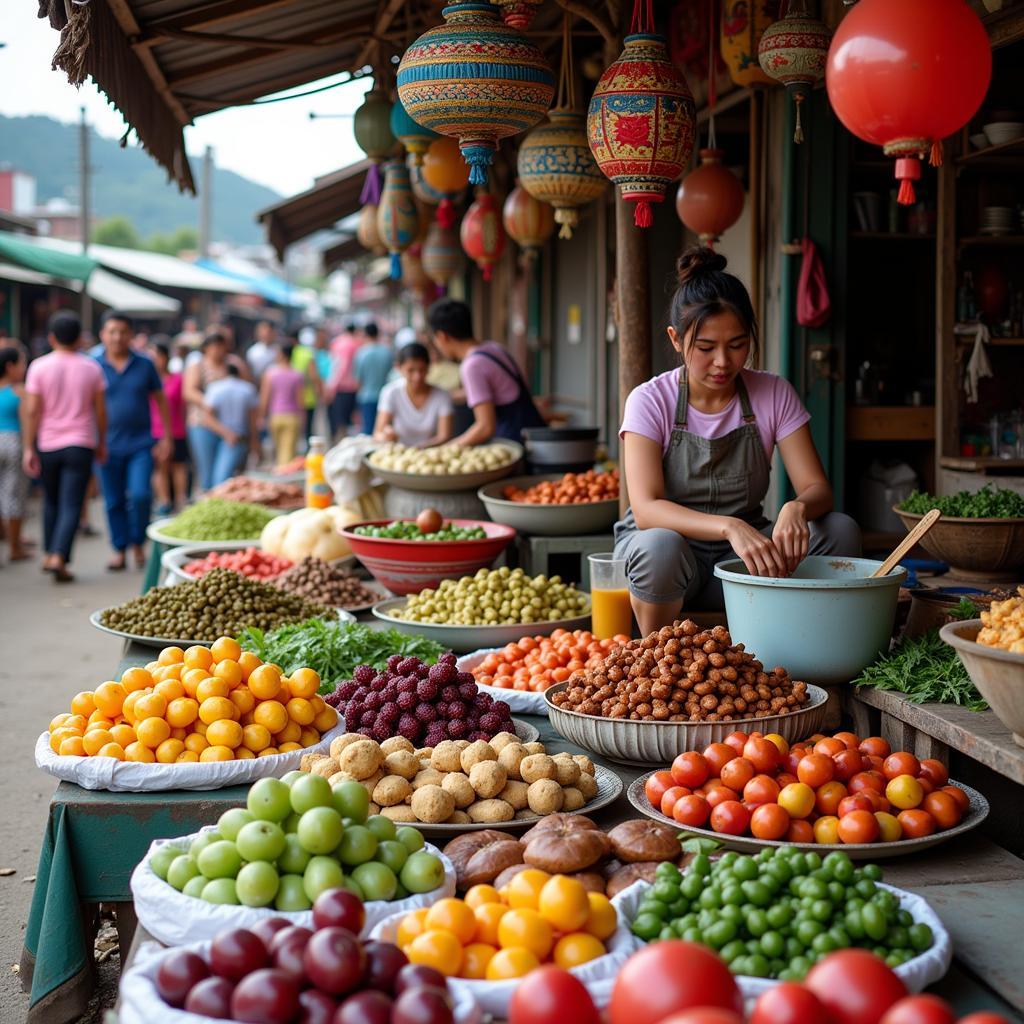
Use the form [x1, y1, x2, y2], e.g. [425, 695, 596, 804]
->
[477, 474, 619, 536]
[146, 516, 273, 549]
[365, 440, 523, 493]
[457, 647, 550, 715]
[983, 121, 1024, 146]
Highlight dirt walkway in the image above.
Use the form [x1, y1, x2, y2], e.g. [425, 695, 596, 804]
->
[0, 495, 142, 1023]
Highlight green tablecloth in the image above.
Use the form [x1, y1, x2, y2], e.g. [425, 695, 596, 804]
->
[142, 540, 165, 594]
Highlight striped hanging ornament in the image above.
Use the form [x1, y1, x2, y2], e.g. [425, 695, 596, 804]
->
[376, 160, 419, 279]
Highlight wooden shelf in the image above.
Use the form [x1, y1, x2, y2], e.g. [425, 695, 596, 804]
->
[940, 456, 1024, 471]
[850, 232, 935, 241]
[955, 134, 1024, 165]
[955, 336, 1024, 346]
[959, 235, 1024, 249]
[847, 405, 935, 442]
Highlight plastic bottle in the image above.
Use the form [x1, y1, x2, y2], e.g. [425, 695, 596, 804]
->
[305, 436, 331, 508]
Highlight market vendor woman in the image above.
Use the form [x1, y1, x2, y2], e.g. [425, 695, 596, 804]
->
[615, 248, 860, 635]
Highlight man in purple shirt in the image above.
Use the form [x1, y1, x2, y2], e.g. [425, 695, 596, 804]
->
[426, 298, 544, 445]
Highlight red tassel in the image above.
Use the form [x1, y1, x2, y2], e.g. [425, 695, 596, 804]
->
[482, 264, 493, 281]
[929, 140, 943, 167]
[897, 178, 916, 205]
[634, 199, 654, 228]
[437, 198, 456, 229]
[894, 157, 921, 207]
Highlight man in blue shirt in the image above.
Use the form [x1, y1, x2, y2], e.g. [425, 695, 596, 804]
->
[352, 323, 394, 435]
[95, 311, 172, 570]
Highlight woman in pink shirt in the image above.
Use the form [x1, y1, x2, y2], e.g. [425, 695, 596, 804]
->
[259, 342, 306, 467]
[21, 311, 107, 582]
[150, 339, 188, 514]
[615, 248, 860, 633]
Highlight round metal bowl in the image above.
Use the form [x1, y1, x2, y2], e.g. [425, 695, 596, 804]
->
[371, 598, 593, 654]
[941, 618, 1024, 746]
[340, 519, 515, 595]
[364, 440, 523, 493]
[544, 681, 829, 767]
[477, 475, 619, 536]
[628, 773, 989, 859]
[894, 507, 1024, 580]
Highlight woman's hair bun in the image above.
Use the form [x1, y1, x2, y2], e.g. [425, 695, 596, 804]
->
[676, 246, 728, 286]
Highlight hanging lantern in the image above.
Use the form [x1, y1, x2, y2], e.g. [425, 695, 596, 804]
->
[827, 0, 991, 205]
[422, 220, 465, 290]
[401, 244, 434, 297]
[721, 0, 779, 88]
[420, 137, 471, 229]
[758, 0, 831, 144]
[461, 192, 506, 281]
[669, 0, 714, 84]
[495, 0, 543, 30]
[413, 197, 434, 245]
[397, 0, 554, 187]
[390, 96, 438, 166]
[357, 203, 386, 255]
[376, 159, 419, 279]
[354, 87, 398, 204]
[587, 27, 696, 229]
[503, 183, 555, 264]
[676, 150, 745, 246]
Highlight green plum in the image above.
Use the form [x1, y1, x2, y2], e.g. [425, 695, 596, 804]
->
[277, 833, 312, 875]
[281, 770, 305, 786]
[338, 826, 377, 866]
[290, 774, 333, 814]
[217, 808, 254, 842]
[332, 781, 370, 824]
[302, 855, 346, 903]
[167, 855, 200, 892]
[275, 873, 312, 912]
[149, 845, 186, 880]
[182, 875, 207, 899]
[375, 840, 409, 875]
[197, 840, 243, 880]
[365, 815, 397, 842]
[396, 827, 425, 854]
[236, 821, 287, 863]
[236, 862, 281, 907]
[200, 878, 239, 905]
[400, 850, 445, 894]
[247, 778, 292, 823]
[188, 831, 222, 864]
[352, 862, 397, 902]
[296, 807, 344, 856]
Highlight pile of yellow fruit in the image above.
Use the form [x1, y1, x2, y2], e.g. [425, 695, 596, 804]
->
[46, 636, 339, 764]
[394, 871, 617, 981]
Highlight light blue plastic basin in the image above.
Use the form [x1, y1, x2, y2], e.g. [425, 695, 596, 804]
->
[713, 555, 907, 686]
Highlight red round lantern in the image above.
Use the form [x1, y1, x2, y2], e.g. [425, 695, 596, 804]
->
[676, 149, 745, 247]
[502, 184, 555, 264]
[461, 193, 506, 281]
[826, 0, 992, 205]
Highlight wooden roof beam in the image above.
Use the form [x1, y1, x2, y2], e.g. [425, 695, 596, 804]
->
[139, 12, 375, 50]
[178, 58, 368, 108]
[352, 0, 410, 74]
[554, 0, 617, 45]
[144, 0, 296, 34]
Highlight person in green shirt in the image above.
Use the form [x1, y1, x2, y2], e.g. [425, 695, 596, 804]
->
[290, 331, 324, 442]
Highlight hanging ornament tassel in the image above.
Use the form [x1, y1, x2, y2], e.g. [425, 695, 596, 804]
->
[634, 200, 655, 229]
[555, 209, 577, 240]
[360, 164, 383, 205]
[929, 139, 943, 167]
[461, 144, 495, 187]
[793, 92, 806, 144]
[436, 198, 457, 229]
[389, 252, 402, 279]
[895, 156, 921, 205]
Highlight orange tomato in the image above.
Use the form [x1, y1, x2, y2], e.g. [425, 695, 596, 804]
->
[897, 809, 936, 839]
[720, 756, 755, 792]
[837, 809, 880, 844]
[848, 770, 886, 795]
[832, 731, 861, 751]
[136, 717, 171, 749]
[552, 932, 606, 969]
[584, 893, 617, 941]
[786, 819, 815, 843]
[506, 869, 550, 910]
[743, 774, 780, 806]
[885, 774, 924, 810]
[858, 736, 891, 759]
[921, 790, 961, 829]
[120, 667, 153, 693]
[473, 903, 509, 946]
[941, 785, 970, 813]
[497, 908, 553, 959]
[763, 733, 790, 756]
[425, 898, 477, 944]
[397, 908, 430, 948]
[210, 636, 241, 662]
[460, 943, 496, 980]
[813, 816, 841, 844]
[485, 947, 540, 981]
[777, 782, 816, 819]
[408, 930, 463, 976]
[750, 803, 790, 840]
[882, 751, 920, 781]
[874, 811, 903, 842]
[797, 753, 835, 788]
[93, 681, 127, 718]
[918, 758, 949, 787]
[702, 742, 738, 776]
[832, 748, 865, 782]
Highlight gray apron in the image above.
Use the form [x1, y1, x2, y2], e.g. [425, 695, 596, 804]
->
[615, 370, 771, 603]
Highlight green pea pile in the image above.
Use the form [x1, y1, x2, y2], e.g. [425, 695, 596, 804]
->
[630, 848, 933, 981]
[395, 567, 590, 626]
[163, 499, 277, 541]
[353, 521, 487, 541]
[100, 569, 333, 641]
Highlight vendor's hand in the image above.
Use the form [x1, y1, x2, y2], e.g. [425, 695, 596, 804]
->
[379, 425, 398, 443]
[725, 517, 788, 578]
[773, 500, 810, 574]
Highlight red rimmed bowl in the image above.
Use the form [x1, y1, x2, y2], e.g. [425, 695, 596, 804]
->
[340, 519, 516, 594]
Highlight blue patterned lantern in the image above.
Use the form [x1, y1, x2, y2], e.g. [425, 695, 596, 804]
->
[390, 96, 438, 166]
[397, 1, 555, 187]
[376, 160, 419, 279]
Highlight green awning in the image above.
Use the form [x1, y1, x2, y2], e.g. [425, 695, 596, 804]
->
[0, 232, 97, 283]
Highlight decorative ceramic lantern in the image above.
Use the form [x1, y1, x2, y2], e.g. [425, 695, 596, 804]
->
[422, 220, 465, 290]
[721, 0, 779, 88]
[669, 0, 713, 85]
[587, 13, 696, 228]
[376, 159, 419, 279]
[354, 87, 397, 204]
[758, 0, 831, 144]
[496, 0, 543, 30]
[390, 96, 438, 166]
[461, 192, 506, 281]
[827, 0, 991, 204]
[401, 245, 434, 298]
[420, 137, 471, 228]
[503, 183, 555, 264]
[357, 203, 386, 255]
[397, 0, 554, 187]
[676, 149, 745, 246]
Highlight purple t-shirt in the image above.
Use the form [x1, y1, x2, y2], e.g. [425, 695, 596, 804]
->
[620, 368, 810, 459]
[461, 342, 522, 409]
[265, 366, 305, 415]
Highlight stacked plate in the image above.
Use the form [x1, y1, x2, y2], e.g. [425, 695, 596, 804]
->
[980, 206, 1015, 236]
[983, 121, 1024, 146]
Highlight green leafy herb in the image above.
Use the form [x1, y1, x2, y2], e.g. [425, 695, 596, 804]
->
[852, 629, 987, 711]
[237, 618, 446, 694]
[948, 597, 980, 621]
[899, 485, 1024, 519]
[679, 835, 723, 854]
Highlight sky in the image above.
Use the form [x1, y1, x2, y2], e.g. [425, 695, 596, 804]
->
[0, 2, 371, 197]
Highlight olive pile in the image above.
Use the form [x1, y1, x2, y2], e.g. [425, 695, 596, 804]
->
[99, 568, 332, 640]
[394, 567, 590, 626]
[271, 557, 380, 609]
[162, 499, 277, 542]
[353, 521, 487, 541]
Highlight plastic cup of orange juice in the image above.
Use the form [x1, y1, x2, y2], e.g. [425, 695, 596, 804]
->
[588, 553, 633, 640]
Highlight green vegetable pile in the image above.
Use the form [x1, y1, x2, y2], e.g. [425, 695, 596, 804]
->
[852, 627, 987, 711]
[163, 499, 277, 541]
[631, 848, 933, 980]
[237, 618, 445, 694]
[899, 484, 1024, 519]
[353, 521, 487, 541]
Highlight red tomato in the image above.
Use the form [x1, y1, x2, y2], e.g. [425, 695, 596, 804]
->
[797, 753, 835, 788]
[671, 752, 710, 789]
[608, 941, 743, 1024]
[858, 736, 891, 758]
[508, 965, 601, 1024]
[722, 731, 750, 755]
[805, 950, 907, 1024]
[849, 770, 886, 795]
[751, 982, 831, 1024]
[705, 785, 740, 809]
[786, 819, 815, 843]
[922, 791, 961, 829]
[710, 800, 750, 836]
[814, 737, 847, 758]
[815, 781, 848, 816]
[940, 785, 970, 813]
[916, 776, 936, 796]
[743, 736, 781, 774]
[644, 770, 675, 809]
[837, 794, 875, 818]
[658, 1012, 744, 1024]
[673, 794, 711, 827]
[832, 748, 865, 782]
[750, 803, 790, 840]
[896, 809, 936, 839]
[776, 772, 798, 788]
[719, 757, 755, 792]
[743, 774, 781, 806]
[837, 809, 880, 844]
[862, 754, 886, 773]
[879, 994, 957, 1024]
[883, 752, 921, 781]
[783, 748, 806, 775]
[832, 731, 861, 751]
[660, 786, 692, 817]
[702, 742, 738, 776]
[918, 759, 949, 787]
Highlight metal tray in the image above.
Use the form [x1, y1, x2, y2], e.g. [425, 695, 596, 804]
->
[627, 772, 989, 859]
[364, 440, 523, 493]
[146, 517, 270, 549]
[477, 475, 618, 536]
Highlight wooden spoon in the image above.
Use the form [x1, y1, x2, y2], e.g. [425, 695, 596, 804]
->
[872, 508, 942, 578]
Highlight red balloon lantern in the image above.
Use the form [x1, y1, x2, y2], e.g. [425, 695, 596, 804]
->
[461, 192, 506, 281]
[826, 0, 991, 205]
[502, 183, 555, 264]
[676, 149, 745, 247]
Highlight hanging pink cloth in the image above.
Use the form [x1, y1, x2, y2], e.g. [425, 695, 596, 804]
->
[797, 237, 831, 328]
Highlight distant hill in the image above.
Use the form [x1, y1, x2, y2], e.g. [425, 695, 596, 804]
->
[0, 114, 281, 245]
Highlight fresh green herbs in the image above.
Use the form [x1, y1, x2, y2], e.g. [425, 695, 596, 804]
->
[948, 597, 980, 621]
[899, 485, 1024, 519]
[853, 629, 988, 711]
[237, 618, 446, 694]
